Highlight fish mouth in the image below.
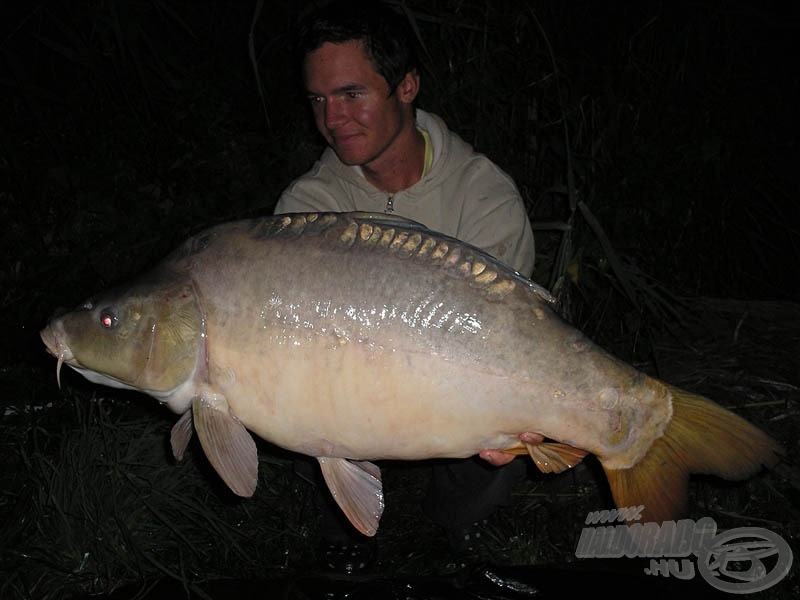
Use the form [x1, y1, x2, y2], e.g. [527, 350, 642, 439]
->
[40, 323, 75, 389]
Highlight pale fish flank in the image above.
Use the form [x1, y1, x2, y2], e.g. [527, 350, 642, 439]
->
[40, 212, 783, 536]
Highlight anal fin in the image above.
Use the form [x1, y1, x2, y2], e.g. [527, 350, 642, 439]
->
[525, 442, 587, 474]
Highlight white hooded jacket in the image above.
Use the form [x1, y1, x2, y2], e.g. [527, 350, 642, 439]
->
[275, 109, 535, 277]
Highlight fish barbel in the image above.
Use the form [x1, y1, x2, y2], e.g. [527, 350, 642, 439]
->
[40, 212, 783, 536]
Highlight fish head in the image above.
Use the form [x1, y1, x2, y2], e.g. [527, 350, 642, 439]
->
[40, 269, 203, 411]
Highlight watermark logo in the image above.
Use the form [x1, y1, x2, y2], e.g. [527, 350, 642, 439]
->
[575, 507, 793, 594]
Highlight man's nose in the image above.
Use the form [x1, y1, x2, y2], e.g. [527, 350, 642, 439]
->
[324, 99, 347, 129]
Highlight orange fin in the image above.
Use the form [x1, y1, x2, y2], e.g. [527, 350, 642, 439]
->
[192, 395, 258, 498]
[500, 439, 587, 473]
[499, 444, 528, 455]
[526, 442, 588, 474]
[170, 409, 193, 461]
[603, 383, 784, 524]
[318, 457, 384, 537]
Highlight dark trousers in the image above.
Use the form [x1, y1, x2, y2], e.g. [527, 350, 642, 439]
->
[423, 456, 525, 529]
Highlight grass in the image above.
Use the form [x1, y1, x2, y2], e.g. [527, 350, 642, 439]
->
[1, 0, 798, 598]
[3, 391, 319, 598]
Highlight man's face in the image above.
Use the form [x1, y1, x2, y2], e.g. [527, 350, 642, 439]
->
[303, 39, 417, 168]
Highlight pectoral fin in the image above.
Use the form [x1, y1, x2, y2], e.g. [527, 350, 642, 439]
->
[192, 395, 258, 497]
[526, 442, 587, 474]
[170, 409, 194, 461]
[318, 457, 384, 537]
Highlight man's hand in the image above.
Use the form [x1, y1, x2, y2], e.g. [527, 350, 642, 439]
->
[478, 432, 545, 466]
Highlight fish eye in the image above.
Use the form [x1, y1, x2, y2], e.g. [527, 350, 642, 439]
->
[100, 309, 118, 329]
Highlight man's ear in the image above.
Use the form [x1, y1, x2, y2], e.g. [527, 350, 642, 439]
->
[396, 69, 420, 104]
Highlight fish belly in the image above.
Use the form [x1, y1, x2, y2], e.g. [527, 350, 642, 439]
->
[189, 217, 669, 467]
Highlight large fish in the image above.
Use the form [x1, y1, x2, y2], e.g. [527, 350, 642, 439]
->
[40, 212, 782, 536]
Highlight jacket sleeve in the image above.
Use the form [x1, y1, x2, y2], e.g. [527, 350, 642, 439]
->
[455, 159, 535, 278]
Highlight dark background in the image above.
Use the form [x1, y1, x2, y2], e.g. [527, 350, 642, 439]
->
[3, 1, 798, 333]
[1, 1, 798, 598]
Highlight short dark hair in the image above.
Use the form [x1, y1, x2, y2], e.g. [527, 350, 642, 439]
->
[297, 0, 419, 93]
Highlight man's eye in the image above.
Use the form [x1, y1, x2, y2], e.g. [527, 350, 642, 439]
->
[347, 91, 362, 99]
[308, 96, 324, 104]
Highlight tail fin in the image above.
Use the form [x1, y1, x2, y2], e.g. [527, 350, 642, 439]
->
[603, 383, 784, 523]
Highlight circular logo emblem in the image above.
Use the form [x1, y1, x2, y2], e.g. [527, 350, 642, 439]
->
[697, 527, 793, 594]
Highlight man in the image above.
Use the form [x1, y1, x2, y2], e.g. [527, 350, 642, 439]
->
[275, 0, 538, 572]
